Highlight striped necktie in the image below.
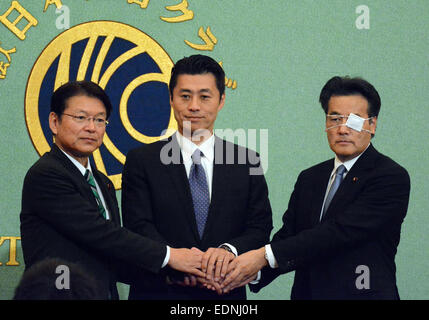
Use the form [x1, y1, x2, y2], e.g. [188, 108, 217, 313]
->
[84, 169, 106, 219]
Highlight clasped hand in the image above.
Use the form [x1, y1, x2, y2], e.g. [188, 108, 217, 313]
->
[168, 247, 267, 295]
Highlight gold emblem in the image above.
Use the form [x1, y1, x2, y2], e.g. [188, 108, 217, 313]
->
[25, 21, 177, 189]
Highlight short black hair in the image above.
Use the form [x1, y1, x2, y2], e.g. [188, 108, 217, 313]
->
[50, 81, 113, 119]
[13, 258, 104, 300]
[319, 76, 381, 118]
[169, 54, 225, 99]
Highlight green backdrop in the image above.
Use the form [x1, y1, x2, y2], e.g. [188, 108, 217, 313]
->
[0, 0, 428, 300]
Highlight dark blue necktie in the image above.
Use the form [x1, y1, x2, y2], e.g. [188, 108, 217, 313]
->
[322, 165, 347, 218]
[189, 149, 210, 238]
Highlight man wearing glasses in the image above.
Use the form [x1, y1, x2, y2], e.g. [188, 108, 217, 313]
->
[220, 76, 411, 300]
[20, 81, 205, 299]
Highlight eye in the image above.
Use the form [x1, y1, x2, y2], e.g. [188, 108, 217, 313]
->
[94, 118, 105, 124]
[201, 95, 210, 100]
[181, 94, 190, 100]
[76, 116, 86, 121]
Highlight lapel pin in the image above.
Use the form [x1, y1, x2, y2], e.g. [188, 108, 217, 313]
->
[353, 177, 358, 182]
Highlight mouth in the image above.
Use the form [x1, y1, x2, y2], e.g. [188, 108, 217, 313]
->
[80, 137, 98, 143]
[184, 116, 204, 121]
[336, 140, 353, 145]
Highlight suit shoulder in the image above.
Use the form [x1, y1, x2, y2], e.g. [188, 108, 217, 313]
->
[125, 139, 168, 161]
[374, 151, 410, 183]
[216, 137, 260, 161]
[299, 159, 333, 176]
[25, 151, 60, 178]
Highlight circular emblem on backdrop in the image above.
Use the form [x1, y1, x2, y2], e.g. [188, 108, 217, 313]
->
[25, 21, 176, 189]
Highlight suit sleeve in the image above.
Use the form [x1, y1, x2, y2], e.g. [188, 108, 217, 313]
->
[223, 156, 273, 254]
[250, 174, 302, 293]
[271, 163, 410, 273]
[121, 148, 168, 243]
[21, 162, 166, 274]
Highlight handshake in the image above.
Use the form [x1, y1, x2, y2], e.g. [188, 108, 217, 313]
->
[168, 246, 268, 295]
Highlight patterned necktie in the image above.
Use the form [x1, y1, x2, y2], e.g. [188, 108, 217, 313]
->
[189, 149, 210, 238]
[84, 169, 106, 219]
[322, 164, 347, 218]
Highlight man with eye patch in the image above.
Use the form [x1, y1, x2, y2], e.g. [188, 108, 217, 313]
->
[221, 76, 411, 300]
[20, 81, 206, 300]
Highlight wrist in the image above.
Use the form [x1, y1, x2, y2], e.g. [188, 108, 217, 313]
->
[220, 244, 235, 256]
[260, 247, 269, 267]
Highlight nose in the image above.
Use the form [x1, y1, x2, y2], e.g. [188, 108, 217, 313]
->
[84, 118, 97, 131]
[337, 123, 350, 134]
[188, 97, 200, 112]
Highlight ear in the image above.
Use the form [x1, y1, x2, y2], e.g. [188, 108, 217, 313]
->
[368, 116, 377, 135]
[49, 112, 59, 135]
[217, 93, 226, 112]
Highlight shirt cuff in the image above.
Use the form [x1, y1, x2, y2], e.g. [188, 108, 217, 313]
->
[219, 243, 238, 256]
[265, 244, 278, 269]
[162, 245, 170, 268]
[249, 270, 261, 284]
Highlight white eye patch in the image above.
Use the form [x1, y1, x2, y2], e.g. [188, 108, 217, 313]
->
[345, 113, 365, 132]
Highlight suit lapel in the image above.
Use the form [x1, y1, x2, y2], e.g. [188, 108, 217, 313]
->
[321, 144, 379, 222]
[50, 144, 95, 203]
[202, 137, 228, 241]
[50, 144, 115, 222]
[164, 135, 201, 242]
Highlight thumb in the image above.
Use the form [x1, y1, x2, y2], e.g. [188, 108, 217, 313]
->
[191, 247, 203, 254]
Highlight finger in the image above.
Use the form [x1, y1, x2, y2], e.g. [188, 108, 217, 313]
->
[200, 248, 213, 274]
[228, 275, 255, 292]
[187, 267, 206, 278]
[211, 280, 223, 295]
[183, 276, 190, 286]
[205, 249, 219, 280]
[189, 275, 197, 287]
[221, 267, 241, 289]
[219, 253, 233, 280]
[214, 257, 226, 282]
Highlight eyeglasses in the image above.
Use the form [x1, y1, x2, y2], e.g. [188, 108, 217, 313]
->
[62, 113, 109, 127]
[326, 114, 349, 126]
[326, 114, 373, 127]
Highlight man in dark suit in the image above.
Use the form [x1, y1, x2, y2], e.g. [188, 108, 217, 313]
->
[221, 76, 410, 300]
[121, 55, 273, 300]
[20, 81, 205, 300]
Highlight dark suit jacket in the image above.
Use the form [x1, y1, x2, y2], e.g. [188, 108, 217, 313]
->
[20, 144, 166, 299]
[251, 144, 410, 300]
[121, 134, 273, 300]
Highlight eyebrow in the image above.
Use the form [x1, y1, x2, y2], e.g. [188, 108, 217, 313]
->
[327, 111, 363, 117]
[178, 88, 212, 94]
[74, 110, 106, 116]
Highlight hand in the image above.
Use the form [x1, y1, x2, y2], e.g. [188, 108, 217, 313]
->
[168, 247, 205, 278]
[221, 247, 267, 293]
[201, 247, 236, 283]
[196, 276, 224, 295]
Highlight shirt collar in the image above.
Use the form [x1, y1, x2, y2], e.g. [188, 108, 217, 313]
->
[57, 145, 92, 176]
[175, 131, 215, 163]
[333, 143, 370, 173]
